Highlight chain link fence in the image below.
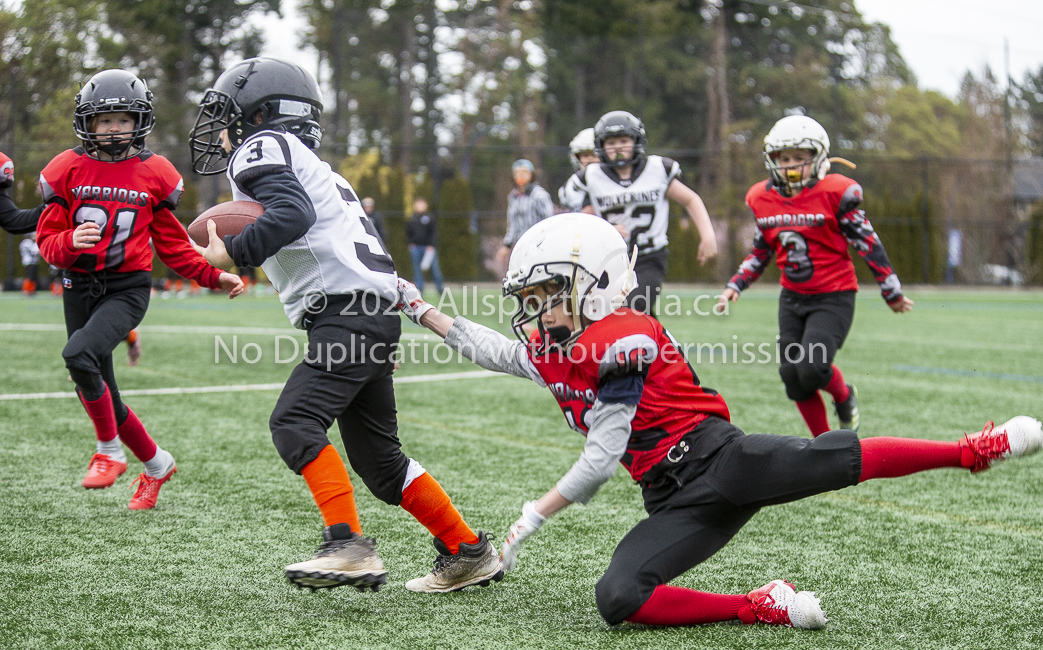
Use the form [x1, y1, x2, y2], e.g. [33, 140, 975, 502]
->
[3, 139, 1040, 290]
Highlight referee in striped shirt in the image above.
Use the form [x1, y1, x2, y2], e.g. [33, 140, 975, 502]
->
[496, 159, 554, 267]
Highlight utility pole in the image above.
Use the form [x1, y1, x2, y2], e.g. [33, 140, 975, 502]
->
[1003, 38, 1018, 276]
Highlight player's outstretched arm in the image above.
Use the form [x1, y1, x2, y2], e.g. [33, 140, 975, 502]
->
[666, 179, 717, 264]
[502, 398, 635, 571]
[0, 191, 44, 235]
[501, 490, 569, 572]
[397, 278, 546, 383]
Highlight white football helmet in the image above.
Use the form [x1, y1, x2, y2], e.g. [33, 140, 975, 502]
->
[568, 128, 596, 171]
[503, 213, 637, 354]
[763, 115, 831, 195]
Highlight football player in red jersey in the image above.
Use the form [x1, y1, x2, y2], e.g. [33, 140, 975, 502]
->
[0, 151, 45, 234]
[720, 115, 914, 437]
[36, 70, 244, 510]
[398, 212, 1042, 630]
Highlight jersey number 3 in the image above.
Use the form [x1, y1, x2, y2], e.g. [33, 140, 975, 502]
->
[336, 184, 394, 274]
[777, 230, 814, 283]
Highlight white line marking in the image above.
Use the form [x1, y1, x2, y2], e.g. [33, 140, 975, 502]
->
[0, 370, 500, 401]
[0, 323, 460, 340]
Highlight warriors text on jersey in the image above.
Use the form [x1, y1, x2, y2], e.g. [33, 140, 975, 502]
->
[226, 130, 398, 328]
[572, 155, 680, 254]
[727, 174, 903, 301]
[528, 308, 730, 482]
[35, 147, 222, 288]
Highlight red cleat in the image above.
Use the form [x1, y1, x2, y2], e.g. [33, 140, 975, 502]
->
[960, 417, 1043, 473]
[128, 466, 177, 510]
[82, 453, 128, 489]
[739, 579, 827, 629]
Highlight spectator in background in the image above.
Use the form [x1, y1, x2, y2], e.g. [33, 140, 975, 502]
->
[20, 232, 40, 295]
[496, 159, 553, 269]
[406, 196, 444, 296]
[362, 197, 387, 244]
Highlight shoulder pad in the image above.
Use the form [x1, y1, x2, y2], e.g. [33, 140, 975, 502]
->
[230, 132, 293, 181]
[660, 156, 680, 179]
[598, 333, 659, 380]
[835, 179, 864, 215]
[144, 154, 185, 210]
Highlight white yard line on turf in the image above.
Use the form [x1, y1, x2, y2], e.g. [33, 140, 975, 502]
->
[0, 323, 456, 340]
[0, 370, 499, 401]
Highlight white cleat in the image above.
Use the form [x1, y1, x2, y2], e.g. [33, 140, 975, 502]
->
[741, 579, 828, 630]
[960, 416, 1043, 473]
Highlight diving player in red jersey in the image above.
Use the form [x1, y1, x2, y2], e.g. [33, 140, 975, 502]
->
[36, 69, 243, 510]
[720, 115, 913, 437]
[397, 212, 1042, 630]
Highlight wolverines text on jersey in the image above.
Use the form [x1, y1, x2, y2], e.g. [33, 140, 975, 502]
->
[572, 155, 680, 254]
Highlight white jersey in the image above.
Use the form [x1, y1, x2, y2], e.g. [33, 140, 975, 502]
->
[574, 155, 680, 254]
[557, 173, 588, 212]
[228, 130, 398, 329]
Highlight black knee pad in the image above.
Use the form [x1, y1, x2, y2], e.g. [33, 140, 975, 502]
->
[595, 570, 653, 625]
[269, 410, 329, 475]
[779, 363, 814, 402]
[68, 368, 106, 402]
[796, 362, 832, 394]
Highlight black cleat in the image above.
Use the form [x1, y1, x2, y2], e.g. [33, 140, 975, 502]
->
[834, 383, 859, 432]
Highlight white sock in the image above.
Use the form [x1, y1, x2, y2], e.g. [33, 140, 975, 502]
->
[143, 448, 175, 478]
[97, 437, 126, 463]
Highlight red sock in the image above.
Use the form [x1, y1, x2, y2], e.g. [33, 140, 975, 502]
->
[400, 472, 478, 554]
[301, 445, 362, 533]
[859, 437, 967, 482]
[79, 386, 118, 443]
[796, 393, 831, 437]
[626, 585, 747, 626]
[116, 406, 158, 462]
[823, 365, 849, 403]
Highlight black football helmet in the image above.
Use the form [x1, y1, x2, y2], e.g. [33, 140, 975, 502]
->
[74, 70, 155, 161]
[593, 111, 646, 167]
[190, 58, 323, 175]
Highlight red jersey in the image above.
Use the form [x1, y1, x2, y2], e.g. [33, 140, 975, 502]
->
[528, 309, 730, 482]
[727, 174, 903, 302]
[36, 148, 222, 289]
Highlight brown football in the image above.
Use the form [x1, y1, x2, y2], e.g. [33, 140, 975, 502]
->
[188, 201, 265, 247]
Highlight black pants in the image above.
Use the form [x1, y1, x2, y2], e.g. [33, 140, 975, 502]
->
[777, 289, 856, 402]
[595, 416, 862, 625]
[62, 270, 152, 422]
[269, 292, 410, 505]
[624, 248, 668, 315]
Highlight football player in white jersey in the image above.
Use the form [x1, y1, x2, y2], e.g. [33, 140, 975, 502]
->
[575, 111, 717, 314]
[190, 57, 502, 595]
[558, 128, 598, 211]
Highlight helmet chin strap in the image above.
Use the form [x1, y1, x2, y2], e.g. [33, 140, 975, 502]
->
[623, 244, 639, 297]
[570, 232, 583, 333]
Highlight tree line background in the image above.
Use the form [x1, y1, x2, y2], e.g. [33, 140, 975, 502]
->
[3, 0, 1043, 286]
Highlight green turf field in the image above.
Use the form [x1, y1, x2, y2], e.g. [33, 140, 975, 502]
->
[2, 286, 1041, 650]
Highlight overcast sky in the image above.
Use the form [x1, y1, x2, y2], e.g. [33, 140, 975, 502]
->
[256, 0, 1043, 99]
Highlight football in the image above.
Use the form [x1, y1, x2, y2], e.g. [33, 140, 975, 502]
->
[187, 200, 264, 247]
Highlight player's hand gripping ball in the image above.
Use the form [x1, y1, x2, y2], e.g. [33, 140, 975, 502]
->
[396, 277, 434, 324]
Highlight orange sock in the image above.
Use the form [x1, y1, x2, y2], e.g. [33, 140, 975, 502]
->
[300, 445, 361, 533]
[400, 472, 478, 554]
